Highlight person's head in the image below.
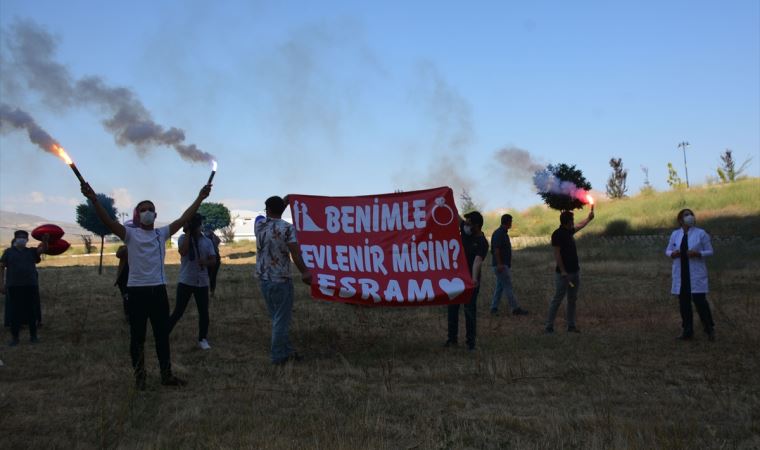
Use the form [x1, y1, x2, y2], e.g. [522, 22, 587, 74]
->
[13, 230, 29, 248]
[463, 211, 484, 235]
[559, 211, 574, 229]
[134, 200, 157, 228]
[184, 213, 204, 235]
[676, 208, 696, 228]
[265, 196, 287, 218]
[501, 213, 513, 229]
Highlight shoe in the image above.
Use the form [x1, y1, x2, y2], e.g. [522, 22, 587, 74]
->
[198, 339, 211, 350]
[443, 339, 458, 348]
[676, 334, 693, 341]
[161, 374, 187, 387]
[490, 309, 499, 316]
[567, 327, 581, 333]
[30, 336, 39, 344]
[8, 338, 19, 347]
[512, 308, 529, 316]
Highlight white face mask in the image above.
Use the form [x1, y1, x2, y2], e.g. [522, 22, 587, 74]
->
[463, 225, 472, 235]
[14, 238, 28, 248]
[683, 214, 696, 227]
[140, 211, 156, 226]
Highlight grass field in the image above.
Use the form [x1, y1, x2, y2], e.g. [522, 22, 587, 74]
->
[2, 231, 759, 448]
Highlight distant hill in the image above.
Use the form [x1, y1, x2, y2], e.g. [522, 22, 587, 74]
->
[0, 210, 90, 244]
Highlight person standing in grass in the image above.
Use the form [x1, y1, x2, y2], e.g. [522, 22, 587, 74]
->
[445, 211, 489, 351]
[0, 230, 48, 346]
[254, 195, 312, 365]
[81, 182, 211, 389]
[545, 209, 594, 334]
[666, 208, 715, 341]
[169, 213, 216, 350]
[489, 214, 529, 316]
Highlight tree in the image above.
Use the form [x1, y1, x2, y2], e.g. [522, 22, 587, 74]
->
[666, 162, 684, 189]
[535, 163, 592, 211]
[458, 189, 479, 214]
[197, 202, 231, 231]
[76, 193, 117, 274]
[606, 157, 628, 199]
[717, 149, 752, 183]
[220, 214, 239, 243]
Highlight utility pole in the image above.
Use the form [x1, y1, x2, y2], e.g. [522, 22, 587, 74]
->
[677, 141, 690, 188]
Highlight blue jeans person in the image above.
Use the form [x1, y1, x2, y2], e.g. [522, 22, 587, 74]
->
[490, 266, 520, 313]
[447, 286, 480, 349]
[260, 279, 295, 363]
[545, 272, 580, 331]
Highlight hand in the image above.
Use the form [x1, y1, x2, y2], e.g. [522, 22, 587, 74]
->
[199, 184, 212, 200]
[588, 210, 595, 221]
[671, 250, 681, 259]
[301, 271, 312, 285]
[81, 182, 97, 201]
[688, 250, 701, 258]
[41, 233, 50, 243]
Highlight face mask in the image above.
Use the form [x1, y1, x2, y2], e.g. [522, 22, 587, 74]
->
[683, 214, 696, 227]
[14, 238, 27, 248]
[463, 225, 472, 235]
[140, 211, 156, 226]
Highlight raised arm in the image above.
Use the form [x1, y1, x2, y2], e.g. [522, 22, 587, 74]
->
[81, 183, 126, 240]
[36, 233, 50, 256]
[169, 184, 212, 236]
[574, 210, 595, 233]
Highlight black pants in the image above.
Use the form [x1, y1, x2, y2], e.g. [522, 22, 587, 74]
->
[127, 285, 172, 377]
[168, 283, 210, 341]
[8, 286, 38, 340]
[679, 292, 714, 336]
[447, 286, 479, 347]
[209, 256, 221, 294]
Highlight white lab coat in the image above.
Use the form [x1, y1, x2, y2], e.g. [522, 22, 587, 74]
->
[665, 227, 713, 294]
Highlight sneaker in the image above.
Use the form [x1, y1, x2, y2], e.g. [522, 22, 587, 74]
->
[161, 374, 187, 387]
[443, 339, 458, 348]
[512, 308, 529, 316]
[198, 339, 211, 350]
[567, 327, 581, 333]
[8, 338, 19, 347]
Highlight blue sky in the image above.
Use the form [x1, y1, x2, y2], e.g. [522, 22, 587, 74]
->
[1, 0, 758, 222]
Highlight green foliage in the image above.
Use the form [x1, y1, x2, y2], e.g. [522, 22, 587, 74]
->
[536, 163, 592, 211]
[606, 157, 628, 199]
[717, 149, 752, 183]
[666, 162, 684, 189]
[458, 189, 480, 214]
[76, 194, 117, 237]
[198, 202, 231, 231]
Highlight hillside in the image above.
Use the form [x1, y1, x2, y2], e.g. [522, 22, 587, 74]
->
[0, 210, 89, 244]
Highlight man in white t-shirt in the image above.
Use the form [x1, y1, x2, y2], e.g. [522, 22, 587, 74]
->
[82, 182, 211, 390]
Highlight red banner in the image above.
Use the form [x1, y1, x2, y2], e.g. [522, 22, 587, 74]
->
[288, 187, 475, 306]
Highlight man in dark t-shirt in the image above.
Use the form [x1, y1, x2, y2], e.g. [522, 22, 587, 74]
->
[545, 209, 594, 334]
[0, 230, 48, 346]
[446, 211, 489, 351]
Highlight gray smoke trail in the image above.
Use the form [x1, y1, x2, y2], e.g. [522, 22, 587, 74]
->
[494, 146, 545, 181]
[0, 103, 59, 154]
[2, 20, 214, 164]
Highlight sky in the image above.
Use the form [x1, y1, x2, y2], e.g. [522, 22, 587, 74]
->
[1, 0, 758, 222]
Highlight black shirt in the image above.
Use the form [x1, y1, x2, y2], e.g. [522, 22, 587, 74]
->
[551, 226, 579, 273]
[490, 227, 512, 267]
[461, 225, 489, 281]
[1, 246, 41, 286]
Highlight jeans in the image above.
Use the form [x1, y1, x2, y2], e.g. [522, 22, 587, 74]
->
[127, 285, 172, 378]
[260, 279, 295, 363]
[169, 283, 210, 341]
[490, 266, 520, 312]
[679, 292, 714, 336]
[7, 286, 38, 340]
[545, 272, 580, 331]
[447, 286, 480, 347]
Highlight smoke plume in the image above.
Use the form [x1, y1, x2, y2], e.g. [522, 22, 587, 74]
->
[0, 103, 59, 154]
[494, 146, 545, 181]
[2, 20, 214, 164]
[533, 167, 588, 201]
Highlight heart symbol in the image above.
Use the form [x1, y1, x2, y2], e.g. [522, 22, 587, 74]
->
[438, 278, 465, 300]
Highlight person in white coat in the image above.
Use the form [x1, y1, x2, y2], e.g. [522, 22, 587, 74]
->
[665, 208, 715, 341]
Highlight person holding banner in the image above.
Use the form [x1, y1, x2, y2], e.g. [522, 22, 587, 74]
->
[545, 209, 594, 334]
[81, 182, 211, 389]
[255, 195, 312, 365]
[445, 211, 488, 351]
[489, 214, 529, 316]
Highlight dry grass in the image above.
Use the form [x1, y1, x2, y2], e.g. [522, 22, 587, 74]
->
[2, 237, 760, 449]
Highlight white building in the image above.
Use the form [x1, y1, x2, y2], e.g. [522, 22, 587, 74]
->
[170, 209, 291, 247]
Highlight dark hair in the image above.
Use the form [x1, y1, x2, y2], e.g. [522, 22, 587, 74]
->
[187, 213, 204, 232]
[13, 230, 29, 238]
[136, 200, 155, 210]
[501, 214, 513, 225]
[265, 196, 287, 217]
[464, 211, 484, 228]
[676, 208, 694, 225]
[560, 211, 574, 226]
